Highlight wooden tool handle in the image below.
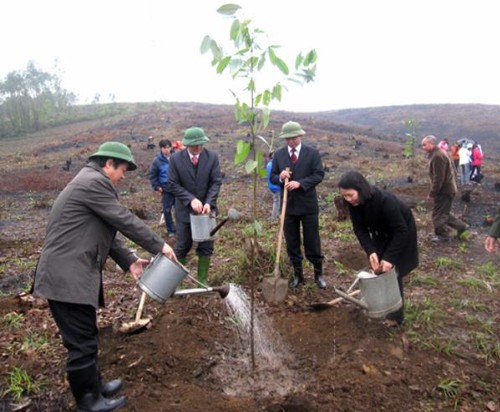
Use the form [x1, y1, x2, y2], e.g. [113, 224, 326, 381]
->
[274, 168, 290, 277]
[135, 291, 147, 322]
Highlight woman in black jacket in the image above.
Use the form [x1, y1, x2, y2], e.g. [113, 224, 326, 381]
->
[338, 171, 418, 325]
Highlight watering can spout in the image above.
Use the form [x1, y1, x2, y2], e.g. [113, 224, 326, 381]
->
[213, 284, 230, 299]
[333, 287, 369, 310]
[172, 285, 231, 299]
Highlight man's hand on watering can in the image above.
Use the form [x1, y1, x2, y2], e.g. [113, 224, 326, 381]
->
[202, 203, 211, 214]
[191, 198, 203, 214]
[162, 243, 177, 262]
[129, 258, 150, 280]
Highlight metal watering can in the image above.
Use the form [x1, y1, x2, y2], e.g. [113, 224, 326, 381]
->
[138, 253, 230, 303]
[333, 268, 402, 319]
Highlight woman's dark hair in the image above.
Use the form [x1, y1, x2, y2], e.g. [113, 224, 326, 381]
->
[338, 171, 374, 204]
[89, 156, 129, 169]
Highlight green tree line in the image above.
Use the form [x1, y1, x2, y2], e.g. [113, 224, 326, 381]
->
[0, 61, 76, 137]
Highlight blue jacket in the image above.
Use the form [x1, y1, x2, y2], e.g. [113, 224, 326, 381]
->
[266, 160, 281, 193]
[149, 152, 171, 191]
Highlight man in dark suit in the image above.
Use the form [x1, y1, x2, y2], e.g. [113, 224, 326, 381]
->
[270, 121, 326, 289]
[168, 127, 222, 284]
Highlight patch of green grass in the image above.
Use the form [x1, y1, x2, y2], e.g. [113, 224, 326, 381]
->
[434, 256, 462, 270]
[424, 336, 459, 356]
[469, 331, 500, 363]
[415, 201, 427, 213]
[437, 378, 463, 409]
[333, 260, 348, 276]
[408, 273, 439, 287]
[456, 276, 488, 291]
[3, 312, 25, 329]
[478, 262, 499, 282]
[2, 367, 45, 401]
[0, 257, 37, 275]
[333, 231, 355, 242]
[21, 331, 52, 355]
[405, 296, 439, 332]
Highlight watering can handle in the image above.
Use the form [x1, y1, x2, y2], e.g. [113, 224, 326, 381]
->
[334, 287, 368, 310]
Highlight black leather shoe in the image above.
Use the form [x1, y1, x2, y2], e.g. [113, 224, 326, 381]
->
[289, 276, 304, 289]
[101, 379, 122, 397]
[315, 275, 327, 289]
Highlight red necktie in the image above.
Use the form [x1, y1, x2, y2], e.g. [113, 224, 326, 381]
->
[192, 155, 198, 167]
[290, 148, 297, 164]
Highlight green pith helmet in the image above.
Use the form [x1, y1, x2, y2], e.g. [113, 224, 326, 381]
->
[182, 127, 210, 146]
[279, 121, 306, 139]
[89, 141, 137, 170]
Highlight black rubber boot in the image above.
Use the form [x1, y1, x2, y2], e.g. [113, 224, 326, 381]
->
[68, 363, 126, 412]
[75, 393, 126, 412]
[314, 262, 326, 289]
[289, 263, 304, 289]
[97, 365, 122, 397]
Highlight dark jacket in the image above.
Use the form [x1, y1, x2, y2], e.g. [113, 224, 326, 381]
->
[33, 162, 165, 308]
[149, 151, 171, 191]
[270, 144, 324, 215]
[167, 148, 222, 223]
[347, 187, 418, 277]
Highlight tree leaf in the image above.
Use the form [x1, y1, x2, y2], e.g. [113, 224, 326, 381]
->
[230, 19, 240, 41]
[235, 140, 251, 164]
[245, 159, 257, 173]
[217, 56, 232, 74]
[274, 57, 289, 75]
[200, 36, 213, 54]
[217, 4, 241, 16]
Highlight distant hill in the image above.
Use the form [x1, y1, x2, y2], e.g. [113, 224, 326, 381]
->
[310, 104, 500, 154]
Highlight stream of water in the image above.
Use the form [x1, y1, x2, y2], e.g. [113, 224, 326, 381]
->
[214, 283, 298, 397]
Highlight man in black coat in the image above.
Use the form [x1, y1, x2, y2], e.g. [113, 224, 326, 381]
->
[167, 127, 222, 284]
[270, 121, 326, 289]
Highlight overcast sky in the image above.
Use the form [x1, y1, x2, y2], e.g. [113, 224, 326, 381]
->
[2, 0, 499, 112]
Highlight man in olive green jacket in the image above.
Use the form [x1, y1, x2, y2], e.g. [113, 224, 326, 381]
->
[421, 135, 468, 241]
[33, 141, 176, 412]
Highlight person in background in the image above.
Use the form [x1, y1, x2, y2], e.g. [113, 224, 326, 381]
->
[32, 141, 176, 412]
[146, 135, 155, 150]
[450, 141, 459, 171]
[171, 140, 185, 154]
[458, 143, 470, 185]
[149, 139, 176, 237]
[469, 143, 483, 183]
[438, 137, 449, 152]
[270, 121, 326, 289]
[484, 209, 500, 253]
[421, 135, 469, 242]
[167, 127, 222, 285]
[338, 171, 418, 326]
[266, 151, 281, 220]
